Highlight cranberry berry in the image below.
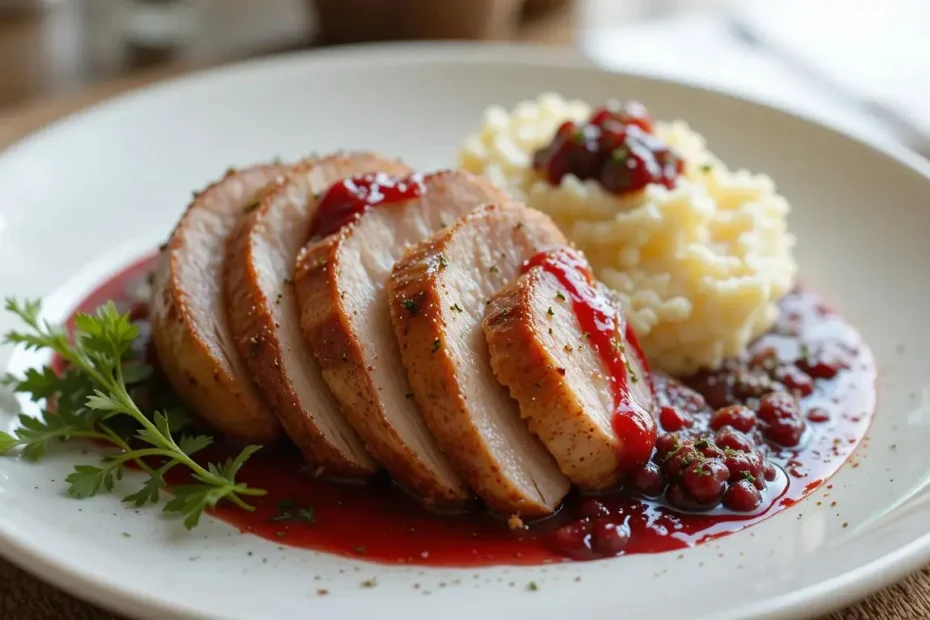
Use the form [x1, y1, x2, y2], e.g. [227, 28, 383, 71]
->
[662, 445, 699, 480]
[773, 364, 814, 397]
[577, 499, 611, 520]
[549, 516, 631, 560]
[723, 479, 763, 511]
[590, 518, 631, 556]
[710, 405, 757, 433]
[723, 449, 764, 484]
[532, 101, 683, 196]
[758, 392, 806, 447]
[682, 458, 730, 505]
[714, 427, 755, 453]
[630, 461, 665, 496]
[659, 406, 690, 432]
[655, 432, 682, 457]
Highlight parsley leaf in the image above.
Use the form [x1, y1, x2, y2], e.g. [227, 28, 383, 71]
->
[0, 431, 17, 455]
[66, 464, 120, 498]
[1, 298, 266, 529]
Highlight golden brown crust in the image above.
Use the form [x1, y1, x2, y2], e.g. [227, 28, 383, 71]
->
[295, 234, 470, 505]
[483, 269, 623, 490]
[151, 164, 288, 443]
[293, 171, 506, 506]
[388, 204, 571, 517]
[224, 153, 411, 476]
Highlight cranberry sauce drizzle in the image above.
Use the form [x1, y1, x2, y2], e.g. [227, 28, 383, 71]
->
[532, 101, 684, 196]
[521, 247, 657, 468]
[309, 172, 425, 239]
[64, 255, 875, 566]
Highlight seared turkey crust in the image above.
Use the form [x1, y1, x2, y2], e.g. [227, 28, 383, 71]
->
[224, 153, 411, 475]
[483, 263, 655, 490]
[294, 170, 505, 506]
[388, 203, 571, 517]
[151, 164, 288, 442]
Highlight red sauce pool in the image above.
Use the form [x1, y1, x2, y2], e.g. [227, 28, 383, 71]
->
[309, 172, 425, 239]
[521, 247, 657, 469]
[67, 254, 876, 567]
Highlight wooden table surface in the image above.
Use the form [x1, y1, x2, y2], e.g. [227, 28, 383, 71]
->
[2, 18, 930, 620]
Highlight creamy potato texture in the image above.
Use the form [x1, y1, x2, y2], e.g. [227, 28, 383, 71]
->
[458, 93, 797, 374]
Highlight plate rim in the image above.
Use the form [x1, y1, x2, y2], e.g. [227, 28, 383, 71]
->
[1, 40, 930, 620]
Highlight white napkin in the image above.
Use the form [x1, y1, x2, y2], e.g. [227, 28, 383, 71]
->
[580, 11, 929, 154]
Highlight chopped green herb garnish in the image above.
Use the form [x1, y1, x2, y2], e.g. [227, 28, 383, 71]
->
[402, 299, 417, 315]
[742, 472, 756, 483]
[432, 339, 440, 352]
[700, 163, 713, 173]
[451, 303, 463, 312]
[489, 265, 500, 274]
[624, 356, 638, 382]
[527, 581, 539, 591]
[555, 291, 566, 302]
[612, 146, 630, 161]
[438, 254, 448, 269]
[694, 439, 709, 450]
[547, 307, 554, 317]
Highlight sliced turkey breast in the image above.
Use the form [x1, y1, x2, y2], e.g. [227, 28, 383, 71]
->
[388, 203, 571, 517]
[294, 170, 506, 506]
[224, 153, 411, 476]
[151, 163, 288, 442]
[483, 247, 657, 491]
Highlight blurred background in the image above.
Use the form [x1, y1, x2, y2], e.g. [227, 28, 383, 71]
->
[0, 0, 928, 156]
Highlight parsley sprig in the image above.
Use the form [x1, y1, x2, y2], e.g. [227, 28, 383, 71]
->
[0, 299, 266, 528]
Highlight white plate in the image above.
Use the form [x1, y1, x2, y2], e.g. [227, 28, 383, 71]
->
[2, 43, 930, 620]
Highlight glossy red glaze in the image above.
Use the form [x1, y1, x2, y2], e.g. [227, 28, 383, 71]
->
[62, 255, 876, 566]
[309, 172, 425, 239]
[522, 247, 657, 468]
[532, 101, 683, 195]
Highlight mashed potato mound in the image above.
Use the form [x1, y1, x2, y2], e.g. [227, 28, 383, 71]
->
[459, 93, 797, 375]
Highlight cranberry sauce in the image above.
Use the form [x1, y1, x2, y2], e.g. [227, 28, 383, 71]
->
[522, 247, 657, 469]
[532, 101, 684, 195]
[67, 255, 875, 567]
[309, 172, 425, 239]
